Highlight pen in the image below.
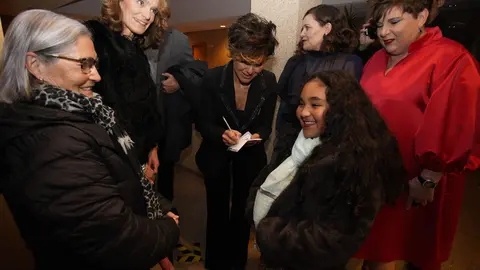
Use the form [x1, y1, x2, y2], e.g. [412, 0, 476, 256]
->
[223, 116, 232, 131]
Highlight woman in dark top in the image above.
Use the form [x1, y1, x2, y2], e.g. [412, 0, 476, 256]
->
[274, 4, 363, 159]
[0, 10, 178, 270]
[247, 71, 405, 270]
[195, 13, 279, 270]
[85, 0, 170, 176]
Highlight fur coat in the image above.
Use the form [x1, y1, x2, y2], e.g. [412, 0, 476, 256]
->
[246, 130, 383, 270]
[85, 20, 162, 164]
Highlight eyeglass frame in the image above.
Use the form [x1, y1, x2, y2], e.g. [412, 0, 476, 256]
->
[43, 54, 99, 74]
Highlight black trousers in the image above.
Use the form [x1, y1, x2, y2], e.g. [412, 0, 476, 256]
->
[155, 159, 177, 263]
[203, 150, 266, 270]
[156, 160, 176, 202]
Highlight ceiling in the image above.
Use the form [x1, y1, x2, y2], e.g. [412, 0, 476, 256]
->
[3, 0, 475, 33]
[1, 0, 366, 33]
[0, 0, 79, 15]
[54, 0, 368, 32]
[53, 0, 250, 33]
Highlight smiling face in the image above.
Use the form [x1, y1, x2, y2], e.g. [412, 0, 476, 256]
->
[35, 36, 101, 97]
[120, 0, 159, 37]
[297, 79, 328, 138]
[376, 5, 428, 56]
[232, 54, 266, 85]
[300, 14, 332, 51]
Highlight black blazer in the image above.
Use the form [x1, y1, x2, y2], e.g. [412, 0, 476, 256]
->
[195, 61, 277, 178]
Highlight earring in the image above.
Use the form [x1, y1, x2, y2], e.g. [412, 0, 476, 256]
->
[323, 33, 327, 38]
[419, 27, 423, 33]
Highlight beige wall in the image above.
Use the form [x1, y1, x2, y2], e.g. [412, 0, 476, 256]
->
[186, 29, 230, 68]
[251, 0, 322, 159]
[251, 0, 322, 78]
[0, 16, 4, 54]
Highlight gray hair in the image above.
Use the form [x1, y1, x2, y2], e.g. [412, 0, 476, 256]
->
[0, 9, 92, 103]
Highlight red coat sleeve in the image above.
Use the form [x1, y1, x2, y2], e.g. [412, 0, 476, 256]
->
[415, 52, 480, 173]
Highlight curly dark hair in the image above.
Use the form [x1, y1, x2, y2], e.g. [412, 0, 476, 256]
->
[300, 71, 406, 205]
[296, 5, 359, 55]
[228, 13, 279, 59]
[369, 0, 431, 24]
[101, 0, 170, 49]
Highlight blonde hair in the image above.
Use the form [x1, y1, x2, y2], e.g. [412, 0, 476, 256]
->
[101, 0, 170, 49]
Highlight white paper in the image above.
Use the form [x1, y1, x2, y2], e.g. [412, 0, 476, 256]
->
[227, 132, 252, 152]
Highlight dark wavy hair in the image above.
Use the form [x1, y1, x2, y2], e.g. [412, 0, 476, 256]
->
[296, 5, 359, 55]
[300, 71, 405, 205]
[369, 0, 431, 24]
[101, 0, 170, 49]
[228, 13, 279, 58]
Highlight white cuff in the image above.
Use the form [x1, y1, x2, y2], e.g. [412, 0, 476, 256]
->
[421, 169, 443, 183]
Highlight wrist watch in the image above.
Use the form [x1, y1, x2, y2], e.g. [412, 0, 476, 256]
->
[418, 175, 437, 188]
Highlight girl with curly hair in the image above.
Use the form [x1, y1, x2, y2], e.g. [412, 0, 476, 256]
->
[248, 71, 405, 270]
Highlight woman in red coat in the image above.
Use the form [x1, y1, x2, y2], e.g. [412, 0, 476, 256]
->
[356, 0, 480, 269]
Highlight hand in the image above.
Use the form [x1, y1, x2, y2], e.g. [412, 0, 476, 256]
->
[159, 257, 175, 270]
[148, 145, 159, 170]
[406, 177, 435, 210]
[145, 147, 159, 183]
[162, 72, 180, 93]
[359, 21, 375, 49]
[222, 130, 241, 146]
[167, 211, 179, 225]
[144, 165, 156, 183]
[245, 133, 261, 147]
[421, 169, 443, 183]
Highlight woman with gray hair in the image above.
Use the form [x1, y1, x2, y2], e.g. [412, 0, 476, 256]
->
[0, 10, 179, 270]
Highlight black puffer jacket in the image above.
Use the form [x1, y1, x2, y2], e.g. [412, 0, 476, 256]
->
[0, 103, 179, 270]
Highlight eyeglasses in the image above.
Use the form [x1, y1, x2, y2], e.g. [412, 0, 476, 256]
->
[44, 54, 98, 74]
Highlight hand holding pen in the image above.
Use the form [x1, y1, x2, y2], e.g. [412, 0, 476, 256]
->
[222, 117, 241, 146]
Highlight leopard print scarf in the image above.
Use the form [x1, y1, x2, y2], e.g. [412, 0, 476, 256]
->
[32, 85, 166, 220]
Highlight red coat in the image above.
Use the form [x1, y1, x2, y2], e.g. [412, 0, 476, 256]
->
[356, 27, 480, 269]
